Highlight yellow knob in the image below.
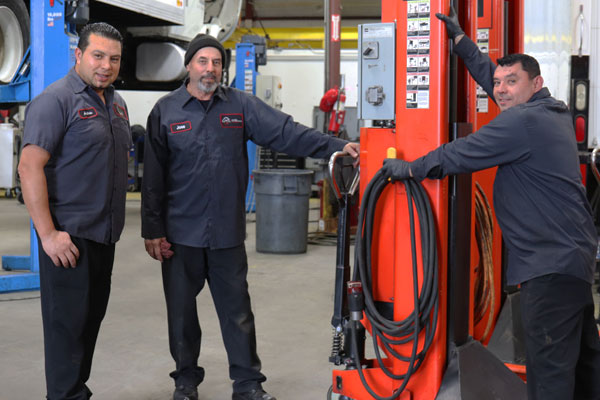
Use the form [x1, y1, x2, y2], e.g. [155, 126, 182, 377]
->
[386, 147, 397, 159]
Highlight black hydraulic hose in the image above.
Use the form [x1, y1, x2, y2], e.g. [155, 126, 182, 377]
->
[351, 170, 439, 400]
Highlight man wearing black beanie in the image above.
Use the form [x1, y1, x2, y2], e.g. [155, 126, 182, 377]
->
[142, 34, 360, 400]
[184, 33, 227, 68]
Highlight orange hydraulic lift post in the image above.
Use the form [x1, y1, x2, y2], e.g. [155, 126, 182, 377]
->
[465, 0, 505, 345]
[505, 0, 524, 55]
[333, 0, 452, 398]
[472, 0, 528, 380]
[332, 0, 529, 397]
[436, 0, 527, 396]
[334, 0, 450, 398]
[451, 0, 529, 381]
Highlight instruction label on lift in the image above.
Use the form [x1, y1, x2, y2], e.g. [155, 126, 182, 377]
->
[406, 0, 431, 109]
[476, 29, 490, 113]
[46, 11, 62, 27]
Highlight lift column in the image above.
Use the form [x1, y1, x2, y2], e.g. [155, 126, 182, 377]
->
[332, 0, 528, 398]
[462, 0, 505, 346]
[1, 0, 79, 292]
[333, 1, 450, 398]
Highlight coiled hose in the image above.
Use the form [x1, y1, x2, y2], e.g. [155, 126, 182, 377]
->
[473, 182, 495, 342]
[351, 170, 439, 400]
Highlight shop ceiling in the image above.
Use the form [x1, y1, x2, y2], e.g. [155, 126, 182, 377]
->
[224, 0, 381, 49]
[239, 0, 381, 23]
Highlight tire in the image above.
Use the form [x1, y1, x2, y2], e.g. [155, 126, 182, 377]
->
[0, 0, 29, 83]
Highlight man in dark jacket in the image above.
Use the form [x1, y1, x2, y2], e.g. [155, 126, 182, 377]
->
[382, 8, 600, 400]
[141, 34, 359, 400]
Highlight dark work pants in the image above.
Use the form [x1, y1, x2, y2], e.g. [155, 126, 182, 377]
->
[520, 273, 600, 400]
[162, 243, 265, 393]
[39, 236, 115, 400]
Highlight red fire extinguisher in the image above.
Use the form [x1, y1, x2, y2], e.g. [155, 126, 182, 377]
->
[319, 86, 346, 137]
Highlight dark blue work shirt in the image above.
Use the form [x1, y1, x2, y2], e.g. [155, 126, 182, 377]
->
[410, 37, 596, 285]
[142, 83, 348, 249]
[23, 68, 132, 244]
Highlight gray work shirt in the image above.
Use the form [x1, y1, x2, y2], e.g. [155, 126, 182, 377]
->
[23, 68, 131, 244]
[410, 37, 596, 285]
[142, 83, 347, 249]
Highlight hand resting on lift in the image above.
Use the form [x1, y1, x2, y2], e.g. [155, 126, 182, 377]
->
[381, 159, 413, 181]
[435, 5, 465, 45]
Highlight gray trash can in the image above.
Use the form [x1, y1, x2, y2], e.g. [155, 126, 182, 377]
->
[253, 169, 314, 254]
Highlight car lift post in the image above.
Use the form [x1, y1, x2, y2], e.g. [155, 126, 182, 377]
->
[1, 0, 76, 292]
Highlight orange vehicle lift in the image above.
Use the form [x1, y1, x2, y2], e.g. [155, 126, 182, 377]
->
[327, 0, 528, 398]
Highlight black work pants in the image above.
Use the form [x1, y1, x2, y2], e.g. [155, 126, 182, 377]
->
[162, 243, 265, 392]
[39, 236, 115, 400]
[520, 273, 600, 400]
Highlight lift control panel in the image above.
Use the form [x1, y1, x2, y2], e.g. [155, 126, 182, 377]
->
[358, 23, 395, 121]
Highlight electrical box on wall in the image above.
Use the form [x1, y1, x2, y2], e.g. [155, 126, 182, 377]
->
[358, 23, 396, 121]
[256, 75, 283, 109]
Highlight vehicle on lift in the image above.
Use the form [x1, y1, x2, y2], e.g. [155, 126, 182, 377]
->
[0, 0, 29, 85]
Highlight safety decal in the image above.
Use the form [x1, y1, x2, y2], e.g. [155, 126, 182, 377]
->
[406, 0, 431, 109]
[220, 114, 244, 128]
[113, 104, 129, 121]
[476, 29, 490, 113]
[47, 3, 62, 27]
[170, 121, 192, 134]
[78, 107, 98, 119]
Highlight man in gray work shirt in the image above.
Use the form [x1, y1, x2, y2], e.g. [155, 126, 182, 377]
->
[18, 23, 130, 400]
[383, 7, 600, 400]
[142, 33, 359, 400]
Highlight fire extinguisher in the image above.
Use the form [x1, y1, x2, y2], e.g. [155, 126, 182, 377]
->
[319, 86, 346, 137]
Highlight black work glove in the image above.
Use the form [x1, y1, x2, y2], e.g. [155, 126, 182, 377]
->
[382, 159, 412, 181]
[435, 5, 464, 40]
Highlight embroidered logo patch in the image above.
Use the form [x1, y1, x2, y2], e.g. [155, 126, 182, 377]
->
[112, 103, 129, 121]
[170, 121, 192, 134]
[78, 107, 98, 119]
[220, 113, 244, 128]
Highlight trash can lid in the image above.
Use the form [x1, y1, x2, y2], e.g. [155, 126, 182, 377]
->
[252, 168, 314, 176]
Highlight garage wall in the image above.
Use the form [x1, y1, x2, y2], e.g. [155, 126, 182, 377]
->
[228, 48, 359, 128]
[523, 0, 573, 104]
[118, 48, 359, 130]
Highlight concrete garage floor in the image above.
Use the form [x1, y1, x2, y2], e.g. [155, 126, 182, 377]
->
[2, 197, 600, 400]
[0, 197, 341, 400]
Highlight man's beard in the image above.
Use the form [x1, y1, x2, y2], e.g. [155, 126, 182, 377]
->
[197, 73, 219, 93]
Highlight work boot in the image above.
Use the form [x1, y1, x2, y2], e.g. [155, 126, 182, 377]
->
[232, 388, 276, 400]
[173, 384, 198, 400]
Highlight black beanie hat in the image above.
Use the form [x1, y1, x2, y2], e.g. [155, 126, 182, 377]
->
[184, 33, 226, 66]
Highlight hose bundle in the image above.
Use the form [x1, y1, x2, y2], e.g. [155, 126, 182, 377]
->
[351, 170, 439, 400]
[473, 182, 495, 342]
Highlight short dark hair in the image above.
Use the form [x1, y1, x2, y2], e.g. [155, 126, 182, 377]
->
[496, 53, 541, 80]
[78, 22, 123, 53]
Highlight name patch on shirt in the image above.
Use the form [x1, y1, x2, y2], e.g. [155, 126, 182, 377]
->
[78, 107, 98, 119]
[170, 121, 192, 134]
[113, 103, 129, 121]
[220, 114, 244, 128]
